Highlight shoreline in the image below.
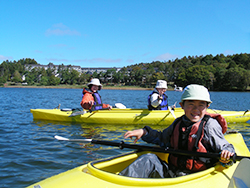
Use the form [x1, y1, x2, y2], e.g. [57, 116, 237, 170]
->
[2, 85, 157, 90]
[3, 85, 250, 92]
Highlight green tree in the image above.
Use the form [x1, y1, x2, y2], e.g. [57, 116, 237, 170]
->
[176, 65, 212, 88]
[18, 58, 38, 65]
[213, 67, 227, 90]
[70, 69, 80, 84]
[78, 73, 91, 85]
[48, 75, 60, 85]
[223, 67, 250, 91]
[40, 76, 49, 85]
[25, 67, 40, 85]
[151, 72, 165, 83]
[12, 70, 22, 82]
[233, 53, 250, 69]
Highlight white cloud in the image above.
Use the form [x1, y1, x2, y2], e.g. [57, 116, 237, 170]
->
[223, 50, 235, 56]
[45, 58, 69, 62]
[34, 50, 43, 53]
[76, 58, 122, 63]
[126, 59, 134, 63]
[45, 57, 122, 64]
[154, 53, 179, 61]
[45, 23, 81, 36]
[0, 55, 13, 60]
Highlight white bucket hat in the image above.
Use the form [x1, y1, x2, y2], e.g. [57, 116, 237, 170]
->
[155, 80, 168, 89]
[181, 84, 212, 103]
[87, 78, 102, 90]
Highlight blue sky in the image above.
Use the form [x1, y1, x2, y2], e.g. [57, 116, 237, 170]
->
[1, 0, 249, 68]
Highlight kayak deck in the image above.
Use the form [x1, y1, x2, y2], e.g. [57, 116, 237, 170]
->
[30, 108, 250, 125]
[27, 133, 250, 188]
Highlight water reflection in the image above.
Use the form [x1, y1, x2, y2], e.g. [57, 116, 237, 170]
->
[227, 123, 250, 146]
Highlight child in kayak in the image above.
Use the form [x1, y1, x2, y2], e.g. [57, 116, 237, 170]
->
[80, 78, 112, 111]
[120, 84, 235, 178]
[148, 80, 169, 110]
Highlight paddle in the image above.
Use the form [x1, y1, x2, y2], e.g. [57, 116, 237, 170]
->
[168, 106, 176, 119]
[69, 108, 109, 117]
[243, 109, 249, 116]
[69, 103, 127, 117]
[168, 101, 177, 119]
[54, 135, 250, 161]
[228, 158, 250, 188]
[115, 103, 126, 109]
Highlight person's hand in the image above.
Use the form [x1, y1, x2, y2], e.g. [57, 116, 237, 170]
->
[124, 129, 145, 143]
[219, 150, 234, 163]
[108, 105, 112, 110]
[158, 95, 163, 100]
[89, 101, 94, 105]
[170, 105, 176, 111]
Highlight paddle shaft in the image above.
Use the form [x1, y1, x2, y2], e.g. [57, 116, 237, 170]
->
[55, 136, 250, 161]
[69, 107, 110, 117]
[90, 140, 249, 161]
[69, 104, 125, 117]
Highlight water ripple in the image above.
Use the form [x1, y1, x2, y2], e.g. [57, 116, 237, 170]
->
[0, 88, 249, 188]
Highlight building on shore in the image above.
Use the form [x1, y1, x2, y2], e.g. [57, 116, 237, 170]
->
[25, 63, 121, 74]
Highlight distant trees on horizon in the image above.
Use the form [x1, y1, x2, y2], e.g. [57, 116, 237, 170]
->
[0, 53, 250, 91]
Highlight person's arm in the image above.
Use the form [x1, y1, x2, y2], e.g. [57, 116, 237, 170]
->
[205, 118, 235, 163]
[102, 103, 112, 110]
[150, 93, 162, 108]
[80, 93, 94, 110]
[123, 118, 178, 148]
[141, 120, 177, 148]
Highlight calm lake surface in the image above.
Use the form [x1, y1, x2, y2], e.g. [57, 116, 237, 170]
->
[0, 88, 250, 187]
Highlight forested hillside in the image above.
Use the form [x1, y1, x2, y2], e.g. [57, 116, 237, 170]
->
[1, 53, 250, 91]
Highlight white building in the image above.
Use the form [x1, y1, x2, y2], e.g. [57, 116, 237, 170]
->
[25, 63, 121, 74]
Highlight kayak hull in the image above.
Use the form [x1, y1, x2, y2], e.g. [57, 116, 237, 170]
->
[30, 108, 250, 125]
[27, 133, 250, 188]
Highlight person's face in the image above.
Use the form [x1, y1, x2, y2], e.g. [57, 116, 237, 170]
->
[91, 85, 99, 92]
[179, 100, 209, 122]
[157, 88, 166, 95]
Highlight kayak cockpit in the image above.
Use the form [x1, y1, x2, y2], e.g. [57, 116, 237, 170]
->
[85, 151, 226, 187]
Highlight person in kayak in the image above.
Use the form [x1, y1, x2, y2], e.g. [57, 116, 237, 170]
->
[80, 78, 112, 111]
[148, 80, 169, 110]
[120, 84, 235, 178]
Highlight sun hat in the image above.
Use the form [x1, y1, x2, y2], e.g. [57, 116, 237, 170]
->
[87, 78, 102, 90]
[181, 84, 212, 103]
[155, 80, 168, 89]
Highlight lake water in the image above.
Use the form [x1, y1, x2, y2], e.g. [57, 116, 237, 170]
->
[0, 88, 250, 187]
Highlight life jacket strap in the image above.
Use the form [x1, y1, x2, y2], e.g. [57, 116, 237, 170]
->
[194, 115, 210, 150]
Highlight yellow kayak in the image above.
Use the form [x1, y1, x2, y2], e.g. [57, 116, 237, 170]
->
[27, 132, 250, 188]
[30, 108, 250, 125]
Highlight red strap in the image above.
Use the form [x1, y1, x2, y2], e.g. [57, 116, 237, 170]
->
[205, 112, 227, 134]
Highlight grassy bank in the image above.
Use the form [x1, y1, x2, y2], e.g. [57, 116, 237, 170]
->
[2, 82, 249, 91]
[2, 83, 155, 90]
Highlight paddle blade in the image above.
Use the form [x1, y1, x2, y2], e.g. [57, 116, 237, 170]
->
[55, 135, 92, 143]
[54, 135, 69, 141]
[115, 103, 126, 109]
[69, 110, 87, 117]
[168, 106, 176, 119]
[228, 158, 250, 188]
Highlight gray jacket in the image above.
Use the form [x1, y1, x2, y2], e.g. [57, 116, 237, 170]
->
[142, 115, 235, 163]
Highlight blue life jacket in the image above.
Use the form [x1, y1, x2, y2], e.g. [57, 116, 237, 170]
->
[148, 91, 168, 110]
[92, 92, 103, 111]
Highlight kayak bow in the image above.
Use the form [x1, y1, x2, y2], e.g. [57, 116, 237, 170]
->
[27, 132, 250, 188]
